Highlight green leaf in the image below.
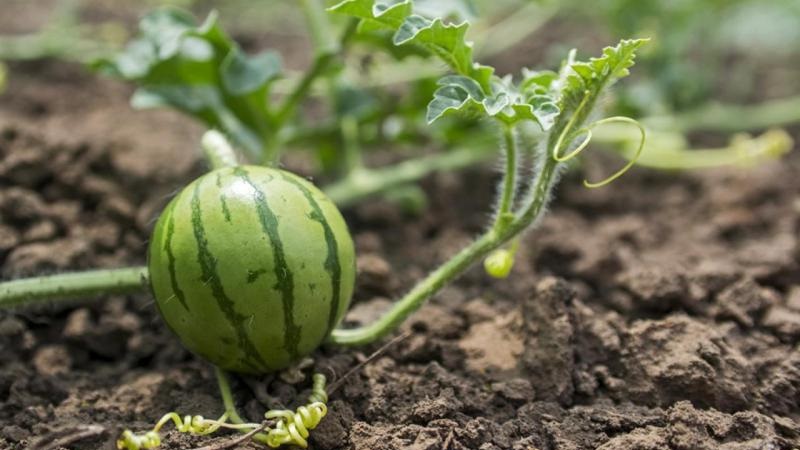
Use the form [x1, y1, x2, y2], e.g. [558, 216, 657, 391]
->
[329, 0, 492, 91]
[427, 75, 559, 129]
[519, 69, 558, 94]
[557, 39, 649, 123]
[426, 75, 488, 123]
[543, 38, 648, 186]
[510, 97, 560, 131]
[221, 50, 281, 96]
[94, 7, 282, 160]
[331, 0, 559, 129]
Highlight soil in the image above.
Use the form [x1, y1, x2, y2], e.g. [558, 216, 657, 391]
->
[1, 4, 800, 450]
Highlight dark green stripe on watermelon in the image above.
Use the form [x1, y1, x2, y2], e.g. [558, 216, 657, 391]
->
[233, 166, 301, 362]
[163, 198, 190, 311]
[278, 173, 343, 336]
[190, 180, 269, 371]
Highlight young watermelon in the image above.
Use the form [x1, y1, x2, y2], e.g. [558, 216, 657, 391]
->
[148, 165, 356, 374]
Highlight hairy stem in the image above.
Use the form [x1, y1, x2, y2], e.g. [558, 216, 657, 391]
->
[494, 125, 518, 229]
[330, 231, 500, 345]
[0, 267, 149, 309]
[330, 134, 561, 346]
[0, 148, 486, 309]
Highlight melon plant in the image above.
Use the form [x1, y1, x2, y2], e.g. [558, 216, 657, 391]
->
[0, 1, 654, 448]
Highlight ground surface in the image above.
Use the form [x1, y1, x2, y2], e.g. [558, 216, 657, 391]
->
[1, 3, 800, 450]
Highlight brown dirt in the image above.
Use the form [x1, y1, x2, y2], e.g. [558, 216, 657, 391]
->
[1, 8, 800, 450]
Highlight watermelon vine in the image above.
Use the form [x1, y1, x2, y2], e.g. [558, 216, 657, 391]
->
[0, 1, 653, 448]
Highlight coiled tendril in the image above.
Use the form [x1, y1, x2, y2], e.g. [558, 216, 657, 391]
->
[116, 373, 329, 450]
[264, 373, 329, 448]
[117, 413, 234, 450]
[117, 430, 160, 450]
[552, 92, 646, 188]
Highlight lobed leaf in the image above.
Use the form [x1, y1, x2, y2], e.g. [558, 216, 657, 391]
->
[332, 0, 560, 130]
[427, 75, 559, 129]
[556, 39, 649, 125]
[94, 8, 282, 160]
[329, 0, 492, 91]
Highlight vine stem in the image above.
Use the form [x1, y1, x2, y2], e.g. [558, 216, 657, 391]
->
[494, 125, 518, 229]
[330, 132, 560, 346]
[202, 130, 239, 170]
[324, 146, 491, 207]
[330, 231, 498, 345]
[298, 0, 337, 56]
[267, 1, 357, 165]
[0, 267, 148, 308]
[649, 95, 800, 132]
[272, 53, 335, 133]
[215, 367, 271, 445]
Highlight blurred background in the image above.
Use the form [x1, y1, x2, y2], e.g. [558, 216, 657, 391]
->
[2, 0, 799, 184]
[4, 0, 799, 106]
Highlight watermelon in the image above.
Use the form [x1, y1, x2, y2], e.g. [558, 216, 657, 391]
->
[148, 165, 356, 374]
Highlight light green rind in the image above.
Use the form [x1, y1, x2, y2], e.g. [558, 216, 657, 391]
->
[148, 165, 355, 374]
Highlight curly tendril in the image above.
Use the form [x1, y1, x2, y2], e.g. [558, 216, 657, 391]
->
[264, 373, 329, 448]
[117, 430, 161, 450]
[116, 373, 329, 450]
[553, 91, 593, 163]
[551, 91, 645, 188]
[116, 413, 231, 450]
[554, 116, 646, 188]
[307, 373, 329, 404]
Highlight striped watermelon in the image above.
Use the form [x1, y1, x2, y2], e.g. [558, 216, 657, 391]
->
[148, 166, 356, 374]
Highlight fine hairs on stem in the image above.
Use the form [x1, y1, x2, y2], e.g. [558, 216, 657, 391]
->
[329, 38, 649, 346]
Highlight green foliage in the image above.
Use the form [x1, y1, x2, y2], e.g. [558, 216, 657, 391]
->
[542, 39, 648, 188]
[95, 8, 282, 160]
[329, 0, 493, 88]
[94, 2, 653, 209]
[550, 39, 648, 143]
[329, 0, 560, 130]
[427, 75, 560, 128]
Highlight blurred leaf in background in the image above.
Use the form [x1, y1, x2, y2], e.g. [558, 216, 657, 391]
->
[565, 0, 800, 115]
